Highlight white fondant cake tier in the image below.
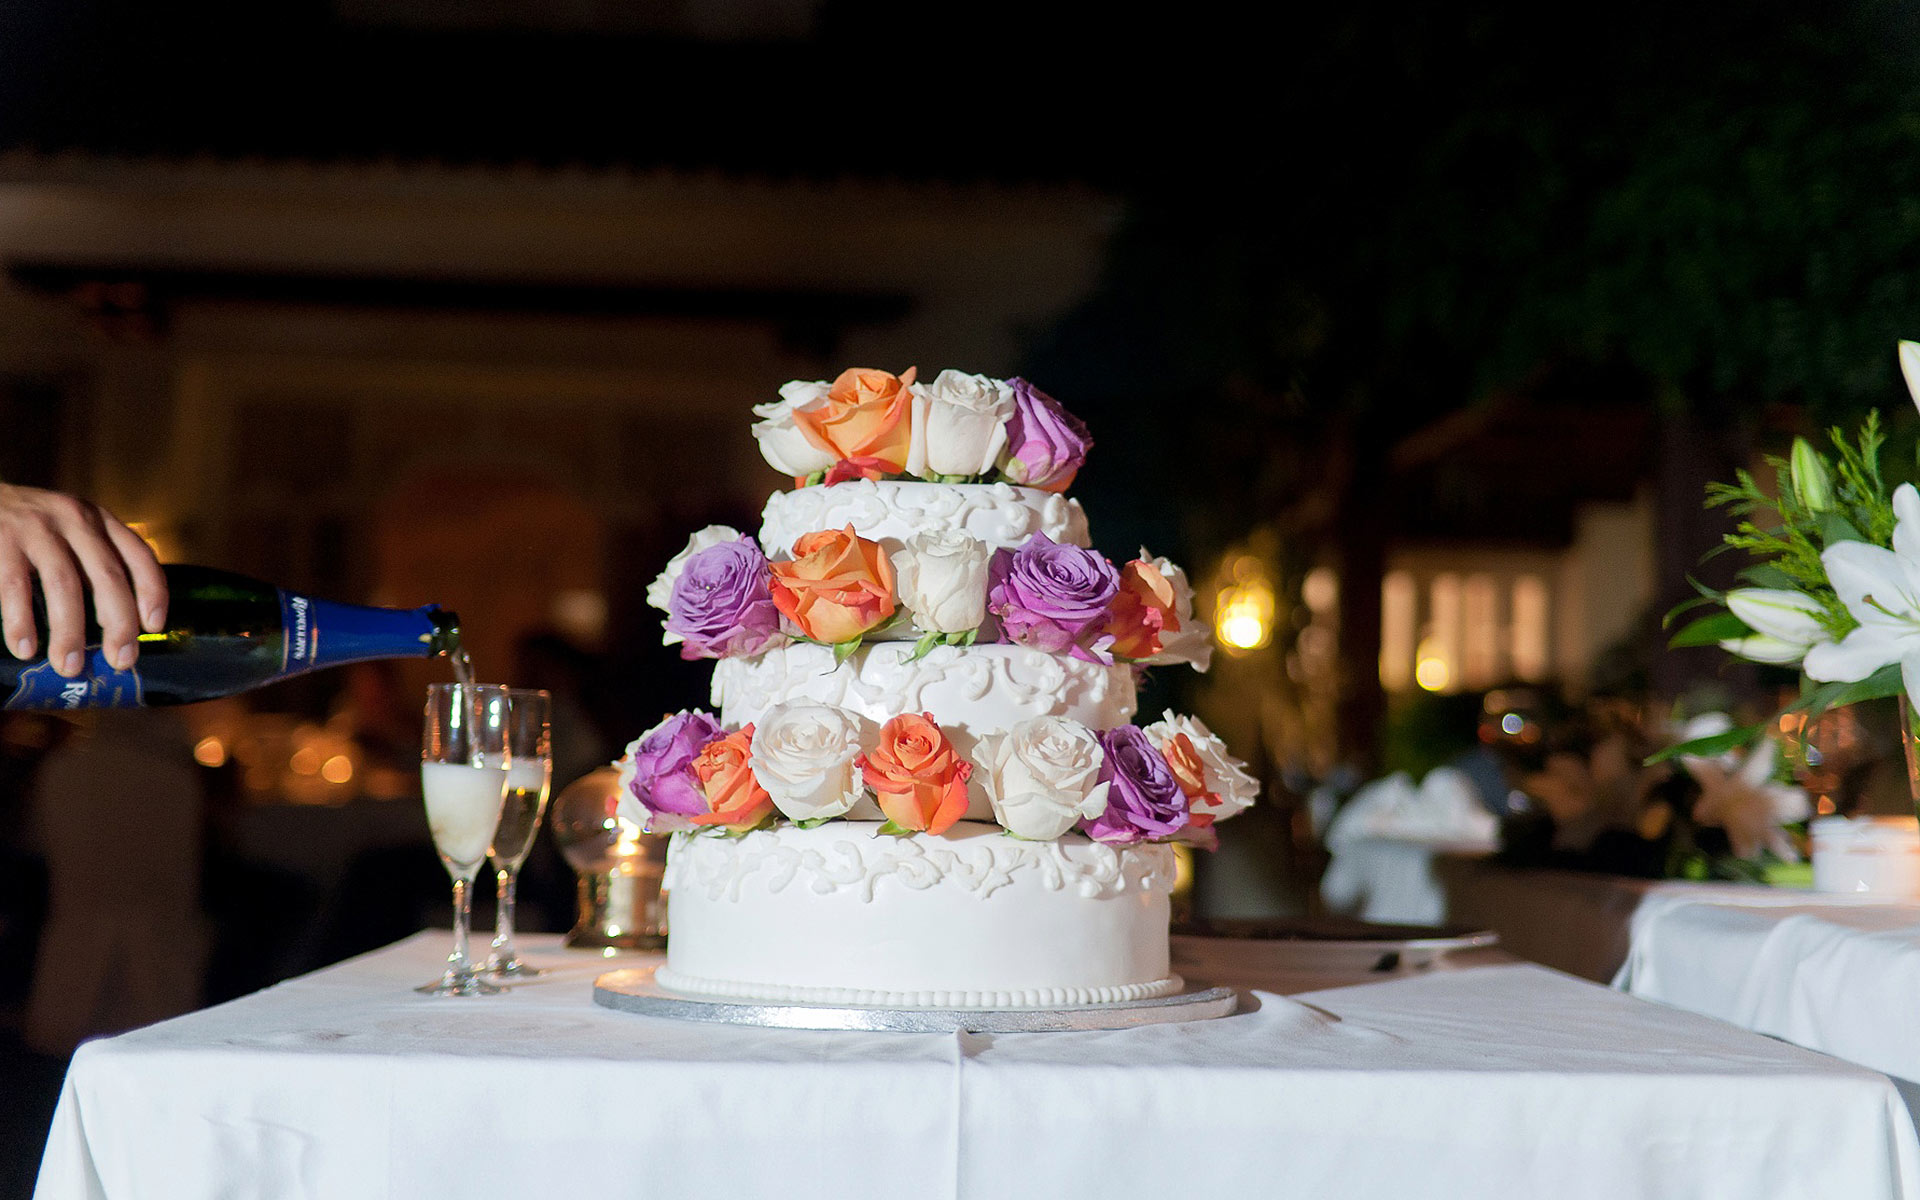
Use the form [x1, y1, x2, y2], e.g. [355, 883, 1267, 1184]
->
[758, 479, 1090, 556]
[712, 641, 1136, 821]
[658, 821, 1180, 1007]
[712, 642, 1135, 734]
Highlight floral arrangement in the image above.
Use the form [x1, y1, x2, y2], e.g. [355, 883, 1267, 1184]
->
[751, 368, 1091, 489]
[614, 704, 1258, 845]
[647, 524, 1212, 670]
[1665, 340, 1920, 761]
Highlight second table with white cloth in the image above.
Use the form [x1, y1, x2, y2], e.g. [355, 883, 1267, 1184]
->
[1617, 888, 1920, 1092]
[35, 931, 1920, 1200]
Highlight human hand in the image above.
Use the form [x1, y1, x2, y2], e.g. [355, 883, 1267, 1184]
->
[0, 485, 170, 677]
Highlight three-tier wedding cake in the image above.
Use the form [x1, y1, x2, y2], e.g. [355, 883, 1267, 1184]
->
[617, 367, 1256, 1008]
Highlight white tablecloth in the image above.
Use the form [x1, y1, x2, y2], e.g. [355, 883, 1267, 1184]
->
[37, 933, 1920, 1200]
[1439, 860, 1780, 982]
[1616, 889, 1920, 1087]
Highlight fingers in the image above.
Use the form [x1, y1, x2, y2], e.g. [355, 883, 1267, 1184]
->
[0, 539, 36, 663]
[64, 505, 143, 673]
[0, 486, 155, 678]
[26, 530, 87, 678]
[104, 516, 169, 634]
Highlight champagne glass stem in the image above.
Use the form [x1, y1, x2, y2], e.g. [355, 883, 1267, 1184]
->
[494, 867, 518, 963]
[450, 875, 473, 977]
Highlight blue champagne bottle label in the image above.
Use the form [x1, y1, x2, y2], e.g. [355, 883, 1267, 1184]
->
[4, 650, 146, 709]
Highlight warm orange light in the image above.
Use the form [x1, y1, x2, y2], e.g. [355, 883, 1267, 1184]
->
[1216, 578, 1275, 652]
[321, 754, 354, 785]
[193, 736, 227, 768]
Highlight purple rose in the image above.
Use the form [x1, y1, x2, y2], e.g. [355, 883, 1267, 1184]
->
[1000, 378, 1091, 492]
[1081, 725, 1188, 844]
[624, 710, 726, 830]
[665, 538, 782, 660]
[987, 533, 1121, 663]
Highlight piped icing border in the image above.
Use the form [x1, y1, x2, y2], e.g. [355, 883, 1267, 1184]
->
[650, 966, 1185, 1010]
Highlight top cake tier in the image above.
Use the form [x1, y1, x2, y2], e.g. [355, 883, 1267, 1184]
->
[760, 479, 1090, 556]
[751, 367, 1088, 494]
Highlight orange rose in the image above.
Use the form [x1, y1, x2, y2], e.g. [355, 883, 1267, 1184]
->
[858, 712, 972, 836]
[1107, 558, 1181, 660]
[794, 367, 917, 478]
[1161, 732, 1219, 828]
[769, 526, 897, 644]
[690, 725, 774, 830]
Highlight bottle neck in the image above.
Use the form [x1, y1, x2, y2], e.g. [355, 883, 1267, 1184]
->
[293, 594, 454, 671]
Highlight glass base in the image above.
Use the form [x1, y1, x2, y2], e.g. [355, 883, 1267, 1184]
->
[482, 955, 544, 981]
[416, 969, 506, 996]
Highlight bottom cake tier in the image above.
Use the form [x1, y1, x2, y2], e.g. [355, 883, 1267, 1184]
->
[657, 820, 1181, 1008]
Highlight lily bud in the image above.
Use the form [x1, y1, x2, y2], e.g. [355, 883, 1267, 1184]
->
[1900, 341, 1920, 415]
[1789, 437, 1833, 513]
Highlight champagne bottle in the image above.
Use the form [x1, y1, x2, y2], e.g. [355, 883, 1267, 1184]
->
[1, 564, 461, 710]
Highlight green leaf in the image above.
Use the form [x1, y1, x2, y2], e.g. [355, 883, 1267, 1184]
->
[832, 638, 863, 666]
[1786, 662, 1903, 715]
[1738, 563, 1800, 590]
[1667, 611, 1750, 649]
[801, 470, 826, 488]
[1644, 722, 1767, 764]
[795, 817, 834, 830]
[1662, 593, 1723, 629]
[1820, 511, 1867, 545]
[876, 818, 916, 837]
[959, 628, 978, 647]
[905, 631, 942, 663]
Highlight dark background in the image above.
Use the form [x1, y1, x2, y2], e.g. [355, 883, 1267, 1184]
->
[6, 1, 1920, 1191]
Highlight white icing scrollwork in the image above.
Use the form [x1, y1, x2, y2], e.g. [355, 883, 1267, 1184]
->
[759, 480, 1091, 557]
[665, 825, 1174, 904]
[711, 643, 1136, 733]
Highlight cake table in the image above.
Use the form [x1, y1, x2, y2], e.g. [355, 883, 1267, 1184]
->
[34, 932, 1920, 1200]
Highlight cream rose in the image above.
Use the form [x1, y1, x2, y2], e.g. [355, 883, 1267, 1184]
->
[977, 716, 1111, 840]
[1135, 552, 1213, 671]
[1143, 710, 1257, 822]
[751, 381, 838, 477]
[906, 370, 1014, 478]
[892, 530, 991, 634]
[648, 525, 748, 644]
[748, 703, 868, 822]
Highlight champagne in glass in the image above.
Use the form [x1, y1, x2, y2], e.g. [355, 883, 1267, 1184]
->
[484, 689, 552, 981]
[418, 683, 510, 997]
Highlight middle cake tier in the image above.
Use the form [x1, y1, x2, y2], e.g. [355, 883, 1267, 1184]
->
[712, 641, 1137, 740]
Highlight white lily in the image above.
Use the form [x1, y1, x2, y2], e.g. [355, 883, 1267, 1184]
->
[1680, 735, 1810, 862]
[1899, 341, 1920, 413]
[1802, 483, 1920, 700]
[1718, 588, 1829, 666]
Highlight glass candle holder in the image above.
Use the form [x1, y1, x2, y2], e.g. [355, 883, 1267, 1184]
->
[548, 765, 668, 950]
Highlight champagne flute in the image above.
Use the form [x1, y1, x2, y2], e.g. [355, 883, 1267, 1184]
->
[418, 683, 511, 996]
[483, 688, 553, 981]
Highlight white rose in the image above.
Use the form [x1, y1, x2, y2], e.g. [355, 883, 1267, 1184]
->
[906, 370, 1014, 478]
[648, 525, 746, 645]
[1143, 710, 1257, 822]
[891, 530, 991, 634]
[749, 703, 868, 822]
[751, 380, 837, 476]
[977, 716, 1111, 840]
[1135, 551, 1213, 672]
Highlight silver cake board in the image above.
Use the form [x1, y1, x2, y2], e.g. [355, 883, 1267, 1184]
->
[593, 967, 1237, 1033]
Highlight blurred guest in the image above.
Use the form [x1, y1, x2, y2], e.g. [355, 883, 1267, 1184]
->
[0, 484, 168, 676]
[25, 711, 208, 1052]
